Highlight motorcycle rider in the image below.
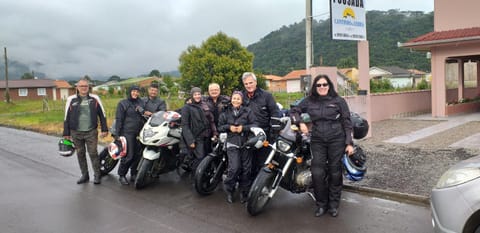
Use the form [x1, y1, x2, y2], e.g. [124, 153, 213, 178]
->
[63, 78, 108, 184]
[115, 85, 146, 185]
[290, 74, 354, 218]
[217, 91, 257, 203]
[204, 82, 230, 126]
[241, 72, 281, 178]
[181, 87, 217, 171]
[142, 82, 167, 117]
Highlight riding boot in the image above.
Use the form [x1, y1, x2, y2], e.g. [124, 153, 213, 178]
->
[119, 176, 129, 185]
[77, 174, 89, 184]
[226, 191, 234, 204]
[240, 191, 248, 204]
[93, 175, 101, 185]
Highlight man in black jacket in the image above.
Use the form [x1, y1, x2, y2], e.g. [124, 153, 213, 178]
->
[63, 78, 108, 184]
[204, 83, 230, 127]
[142, 83, 167, 117]
[241, 72, 281, 178]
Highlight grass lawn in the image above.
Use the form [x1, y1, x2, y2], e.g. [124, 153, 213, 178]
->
[0, 92, 304, 143]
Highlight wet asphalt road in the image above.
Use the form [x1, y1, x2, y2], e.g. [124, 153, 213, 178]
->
[0, 127, 433, 233]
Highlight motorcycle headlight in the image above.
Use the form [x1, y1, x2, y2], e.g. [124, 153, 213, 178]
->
[435, 167, 480, 189]
[277, 140, 291, 153]
[143, 128, 155, 139]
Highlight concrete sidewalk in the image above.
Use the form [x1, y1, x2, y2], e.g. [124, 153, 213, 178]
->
[384, 112, 480, 150]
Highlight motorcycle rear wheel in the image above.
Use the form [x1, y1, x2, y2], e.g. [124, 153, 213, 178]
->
[194, 155, 224, 196]
[135, 158, 153, 189]
[247, 168, 277, 216]
[99, 147, 118, 176]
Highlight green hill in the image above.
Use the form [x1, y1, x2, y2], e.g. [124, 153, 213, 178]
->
[247, 10, 433, 76]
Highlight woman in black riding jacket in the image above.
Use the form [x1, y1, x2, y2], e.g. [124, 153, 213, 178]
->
[290, 74, 354, 218]
[217, 91, 256, 204]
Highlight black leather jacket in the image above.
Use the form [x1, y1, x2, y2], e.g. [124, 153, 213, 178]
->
[218, 105, 257, 146]
[142, 96, 167, 113]
[63, 93, 108, 136]
[290, 95, 353, 146]
[115, 97, 145, 136]
[242, 88, 280, 130]
[181, 101, 217, 146]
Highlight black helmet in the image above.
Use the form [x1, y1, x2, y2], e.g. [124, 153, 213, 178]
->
[351, 112, 369, 139]
[342, 145, 367, 181]
[58, 138, 75, 157]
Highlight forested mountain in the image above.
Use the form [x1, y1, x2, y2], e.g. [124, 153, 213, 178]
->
[247, 10, 433, 76]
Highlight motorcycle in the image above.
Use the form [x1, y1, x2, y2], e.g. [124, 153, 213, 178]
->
[134, 110, 194, 189]
[246, 113, 368, 216]
[194, 127, 266, 196]
[246, 116, 314, 216]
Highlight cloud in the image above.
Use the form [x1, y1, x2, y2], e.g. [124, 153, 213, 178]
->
[1, 0, 433, 79]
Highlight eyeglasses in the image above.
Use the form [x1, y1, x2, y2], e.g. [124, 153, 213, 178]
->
[77, 85, 89, 88]
[316, 83, 329, 87]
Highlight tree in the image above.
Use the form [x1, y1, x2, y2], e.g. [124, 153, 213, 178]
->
[163, 75, 174, 89]
[21, 72, 34, 79]
[149, 69, 161, 77]
[178, 32, 254, 95]
[108, 75, 121, 82]
[337, 57, 356, 68]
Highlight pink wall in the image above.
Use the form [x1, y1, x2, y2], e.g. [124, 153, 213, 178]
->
[435, 0, 480, 31]
[344, 91, 431, 122]
[446, 87, 480, 103]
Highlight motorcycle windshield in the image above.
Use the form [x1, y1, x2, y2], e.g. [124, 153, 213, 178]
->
[149, 111, 182, 127]
[149, 111, 167, 126]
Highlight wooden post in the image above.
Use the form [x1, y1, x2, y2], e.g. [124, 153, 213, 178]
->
[4, 47, 10, 103]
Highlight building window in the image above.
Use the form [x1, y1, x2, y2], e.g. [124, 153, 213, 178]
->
[37, 88, 46, 96]
[18, 88, 28, 96]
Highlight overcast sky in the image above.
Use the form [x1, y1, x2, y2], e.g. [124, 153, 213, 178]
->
[1, 0, 433, 79]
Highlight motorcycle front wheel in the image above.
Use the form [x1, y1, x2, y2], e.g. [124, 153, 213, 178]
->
[99, 147, 118, 176]
[247, 168, 278, 216]
[194, 155, 225, 196]
[135, 158, 153, 189]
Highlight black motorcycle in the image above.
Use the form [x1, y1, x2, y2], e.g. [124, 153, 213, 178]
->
[194, 128, 266, 196]
[247, 113, 368, 216]
[193, 133, 228, 195]
[246, 116, 314, 216]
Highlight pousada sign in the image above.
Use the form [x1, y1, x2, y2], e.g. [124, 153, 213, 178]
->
[330, 0, 367, 41]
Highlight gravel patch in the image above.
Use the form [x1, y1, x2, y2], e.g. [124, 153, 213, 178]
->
[347, 119, 480, 198]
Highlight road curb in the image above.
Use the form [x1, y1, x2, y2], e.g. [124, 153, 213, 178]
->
[344, 184, 430, 207]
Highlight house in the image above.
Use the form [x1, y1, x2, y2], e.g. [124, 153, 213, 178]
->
[92, 77, 162, 94]
[264, 74, 285, 92]
[283, 68, 352, 94]
[338, 68, 359, 83]
[283, 70, 307, 93]
[400, 0, 480, 116]
[54, 80, 75, 100]
[369, 66, 414, 88]
[0, 79, 57, 101]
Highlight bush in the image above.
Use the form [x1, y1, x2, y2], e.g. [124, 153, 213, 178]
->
[416, 78, 430, 90]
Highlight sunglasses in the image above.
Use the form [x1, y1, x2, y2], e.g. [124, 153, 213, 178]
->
[316, 83, 329, 87]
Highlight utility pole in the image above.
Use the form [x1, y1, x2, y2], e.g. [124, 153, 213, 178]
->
[4, 47, 10, 103]
[306, 0, 313, 69]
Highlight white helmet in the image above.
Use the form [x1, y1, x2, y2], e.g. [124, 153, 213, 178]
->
[108, 136, 127, 160]
[249, 127, 267, 149]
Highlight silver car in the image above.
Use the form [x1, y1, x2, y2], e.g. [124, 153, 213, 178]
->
[431, 155, 480, 233]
